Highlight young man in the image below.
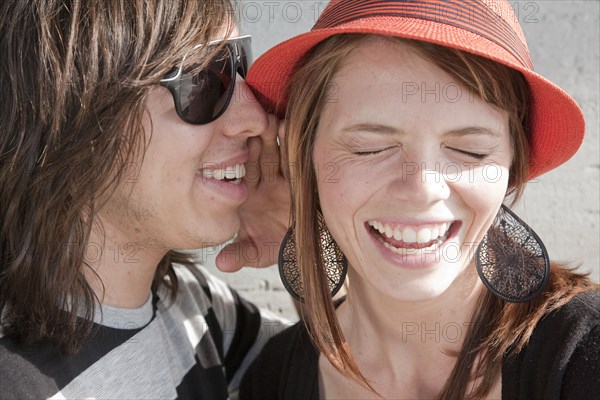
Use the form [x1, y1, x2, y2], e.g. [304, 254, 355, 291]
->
[0, 1, 289, 398]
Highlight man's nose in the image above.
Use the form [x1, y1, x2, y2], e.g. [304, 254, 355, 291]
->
[216, 73, 268, 138]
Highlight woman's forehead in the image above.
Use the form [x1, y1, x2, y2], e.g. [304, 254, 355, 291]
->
[321, 40, 508, 138]
[333, 39, 450, 94]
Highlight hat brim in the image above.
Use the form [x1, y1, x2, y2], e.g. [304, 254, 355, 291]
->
[247, 16, 585, 180]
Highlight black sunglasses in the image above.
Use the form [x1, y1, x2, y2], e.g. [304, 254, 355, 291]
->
[159, 35, 252, 125]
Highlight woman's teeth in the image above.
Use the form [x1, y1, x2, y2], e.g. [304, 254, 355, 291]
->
[201, 163, 246, 183]
[367, 220, 452, 253]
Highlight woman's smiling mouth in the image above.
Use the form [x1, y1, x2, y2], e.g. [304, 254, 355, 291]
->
[366, 219, 460, 263]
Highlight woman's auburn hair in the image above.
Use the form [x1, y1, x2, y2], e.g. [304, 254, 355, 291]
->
[283, 34, 597, 399]
[0, 0, 234, 354]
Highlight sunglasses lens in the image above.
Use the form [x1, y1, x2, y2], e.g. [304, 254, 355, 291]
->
[239, 37, 252, 78]
[162, 37, 253, 125]
[177, 47, 233, 124]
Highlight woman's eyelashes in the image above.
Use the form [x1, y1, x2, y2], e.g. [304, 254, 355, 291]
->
[447, 147, 489, 160]
[353, 146, 488, 160]
[353, 146, 396, 156]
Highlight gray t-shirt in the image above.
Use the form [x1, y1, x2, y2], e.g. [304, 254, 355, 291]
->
[0, 264, 288, 399]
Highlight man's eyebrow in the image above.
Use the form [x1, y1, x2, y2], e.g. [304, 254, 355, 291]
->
[341, 123, 402, 135]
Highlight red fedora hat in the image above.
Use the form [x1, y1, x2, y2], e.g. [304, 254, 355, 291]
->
[247, 0, 585, 179]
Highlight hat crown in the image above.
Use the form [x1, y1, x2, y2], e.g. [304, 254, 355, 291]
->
[247, 0, 585, 179]
[314, 0, 532, 69]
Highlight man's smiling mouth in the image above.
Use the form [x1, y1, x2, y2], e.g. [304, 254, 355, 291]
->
[200, 163, 246, 184]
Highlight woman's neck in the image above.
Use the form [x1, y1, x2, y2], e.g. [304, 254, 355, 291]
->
[330, 265, 484, 396]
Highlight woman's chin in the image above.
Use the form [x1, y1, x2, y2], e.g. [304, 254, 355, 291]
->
[365, 265, 471, 303]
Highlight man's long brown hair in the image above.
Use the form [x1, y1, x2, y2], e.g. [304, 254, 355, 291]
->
[283, 34, 597, 399]
[0, 0, 233, 354]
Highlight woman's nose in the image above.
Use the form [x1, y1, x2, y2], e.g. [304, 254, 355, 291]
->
[387, 160, 451, 206]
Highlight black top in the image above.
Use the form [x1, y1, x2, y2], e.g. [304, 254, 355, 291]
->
[240, 290, 600, 399]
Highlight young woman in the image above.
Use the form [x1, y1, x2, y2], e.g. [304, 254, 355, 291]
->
[241, 0, 599, 398]
[0, 1, 289, 398]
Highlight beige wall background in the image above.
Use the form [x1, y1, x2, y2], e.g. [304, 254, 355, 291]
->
[202, 1, 600, 321]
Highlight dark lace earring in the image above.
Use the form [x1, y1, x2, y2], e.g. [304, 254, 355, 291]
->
[475, 204, 550, 302]
[278, 213, 348, 302]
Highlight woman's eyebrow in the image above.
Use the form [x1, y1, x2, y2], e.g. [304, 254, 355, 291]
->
[341, 124, 501, 138]
[341, 123, 402, 135]
[445, 126, 502, 138]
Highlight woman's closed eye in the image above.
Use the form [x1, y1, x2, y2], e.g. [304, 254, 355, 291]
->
[447, 147, 488, 160]
[353, 146, 396, 156]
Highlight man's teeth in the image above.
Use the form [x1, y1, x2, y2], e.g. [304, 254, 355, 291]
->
[201, 163, 246, 181]
[367, 220, 450, 244]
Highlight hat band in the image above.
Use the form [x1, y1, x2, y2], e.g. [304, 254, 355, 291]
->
[314, 0, 533, 69]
